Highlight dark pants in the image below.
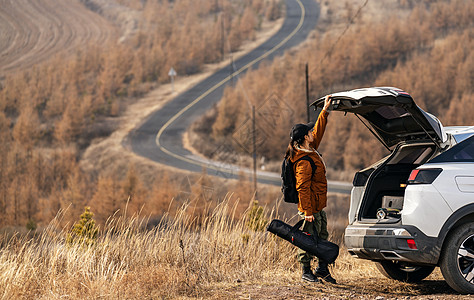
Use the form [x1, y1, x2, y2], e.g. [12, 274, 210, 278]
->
[297, 210, 329, 267]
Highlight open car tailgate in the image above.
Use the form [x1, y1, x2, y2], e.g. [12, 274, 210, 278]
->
[311, 87, 447, 150]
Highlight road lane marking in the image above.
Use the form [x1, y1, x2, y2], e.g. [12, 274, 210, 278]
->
[155, 0, 305, 177]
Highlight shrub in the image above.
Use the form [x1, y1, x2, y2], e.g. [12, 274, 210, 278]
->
[245, 200, 268, 232]
[26, 219, 37, 231]
[66, 206, 99, 246]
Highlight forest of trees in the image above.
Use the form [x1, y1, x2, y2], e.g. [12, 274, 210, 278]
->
[191, 0, 473, 179]
[0, 0, 282, 228]
[1, 0, 472, 232]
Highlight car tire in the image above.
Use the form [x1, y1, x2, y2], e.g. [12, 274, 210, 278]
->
[439, 222, 474, 294]
[375, 261, 435, 283]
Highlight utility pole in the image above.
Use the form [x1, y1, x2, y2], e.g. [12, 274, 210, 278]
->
[252, 105, 258, 201]
[230, 55, 234, 85]
[305, 63, 310, 122]
[221, 12, 225, 60]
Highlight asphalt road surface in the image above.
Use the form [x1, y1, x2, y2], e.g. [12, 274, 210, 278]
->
[128, 0, 352, 195]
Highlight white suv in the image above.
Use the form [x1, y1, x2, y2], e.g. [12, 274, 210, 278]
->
[312, 87, 474, 294]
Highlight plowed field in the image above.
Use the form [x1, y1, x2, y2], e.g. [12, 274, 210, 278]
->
[0, 0, 116, 76]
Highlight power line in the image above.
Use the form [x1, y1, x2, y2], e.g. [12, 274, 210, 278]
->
[220, 1, 258, 199]
[309, 0, 369, 76]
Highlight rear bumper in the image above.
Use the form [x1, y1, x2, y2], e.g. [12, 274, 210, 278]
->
[344, 224, 441, 265]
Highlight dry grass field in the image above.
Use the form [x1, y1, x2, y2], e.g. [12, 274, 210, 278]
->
[1, 196, 471, 299]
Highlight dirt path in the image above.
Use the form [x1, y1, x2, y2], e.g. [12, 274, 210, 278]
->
[201, 263, 471, 300]
[0, 0, 116, 77]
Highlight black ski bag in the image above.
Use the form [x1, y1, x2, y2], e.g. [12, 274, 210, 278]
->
[266, 219, 339, 264]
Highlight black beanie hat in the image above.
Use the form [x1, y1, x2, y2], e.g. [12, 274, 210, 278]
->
[290, 122, 315, 142]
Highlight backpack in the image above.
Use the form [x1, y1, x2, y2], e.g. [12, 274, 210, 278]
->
[281, 155, 316, 203]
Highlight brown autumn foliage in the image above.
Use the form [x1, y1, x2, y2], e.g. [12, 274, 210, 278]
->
[0, 0, 281, 228]
[191, 0, 473, 177]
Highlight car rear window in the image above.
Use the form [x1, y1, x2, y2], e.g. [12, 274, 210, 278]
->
[387, 145, 435, 165]
[375, 106, 410, 120]
[429, 135, 474, 163]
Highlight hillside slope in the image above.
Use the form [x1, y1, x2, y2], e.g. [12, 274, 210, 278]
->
[189, 0, 473, 180]
[0, 0, 117, 77]
[0, 0, 283, 227]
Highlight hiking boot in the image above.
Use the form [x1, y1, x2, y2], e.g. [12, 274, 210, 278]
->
[301, 266, 319, 283]
[315, 262, 336, 284]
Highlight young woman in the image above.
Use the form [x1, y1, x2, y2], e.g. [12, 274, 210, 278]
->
[285, 95, 336, 283]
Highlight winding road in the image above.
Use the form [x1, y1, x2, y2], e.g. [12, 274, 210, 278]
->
[128, 0, 352, 194]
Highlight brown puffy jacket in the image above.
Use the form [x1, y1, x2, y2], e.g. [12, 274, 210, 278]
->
[290, 110, 329, 216]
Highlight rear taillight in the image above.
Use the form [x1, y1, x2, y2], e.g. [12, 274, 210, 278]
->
[407, 169, 419, 181]
[407, 168, 442, 184]
[406, 239, 417, 250]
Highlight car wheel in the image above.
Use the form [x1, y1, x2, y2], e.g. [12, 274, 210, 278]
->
[440, 222, 474, 294]
[375, 261, 435, 282]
